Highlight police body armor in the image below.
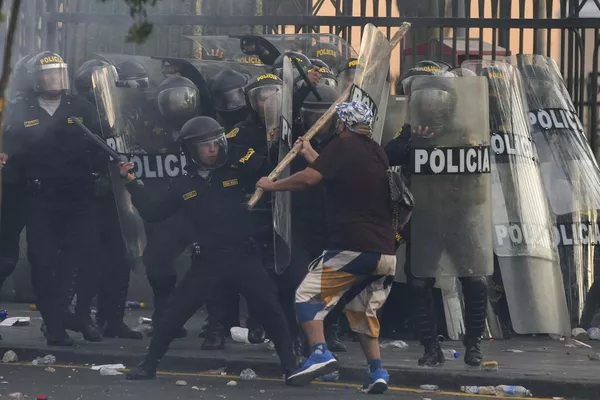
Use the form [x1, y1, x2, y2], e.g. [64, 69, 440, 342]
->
[463, 60, 570, 335]
[508, 54, 600, 328]
[408, 76, 494, 279]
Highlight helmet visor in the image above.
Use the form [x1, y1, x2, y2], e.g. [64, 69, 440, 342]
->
[32, 64, 69, 93]
[214, 87, 246, 112]
[157, 86, 199, 118]
[247, 85, 282, 120]
[338, 69, 356, 91]
[184, 133, 228, 170]
[116, 77, 149, 89]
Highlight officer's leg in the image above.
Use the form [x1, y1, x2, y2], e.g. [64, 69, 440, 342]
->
[202, 287, 239, 350]
[95, 193, 141, 339]
[67, 195, 103, 342]
[235, 248, 296, 375]
[0, 182, 26, 296]
[458, 276, 488, 366]
[405, 228, 444, 366]
[143, 214, 190, 338]
[26, 193, 73, 345]
[126, 260, 213, 380]
[581, 279, 600, 329]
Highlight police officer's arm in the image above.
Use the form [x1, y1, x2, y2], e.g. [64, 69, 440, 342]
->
[384, 123, 411, 167]
[119, 162, 185, 222]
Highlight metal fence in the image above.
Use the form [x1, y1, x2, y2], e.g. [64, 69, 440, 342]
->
[2, 0, 600, 149]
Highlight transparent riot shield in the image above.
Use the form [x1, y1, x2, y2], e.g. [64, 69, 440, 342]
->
[507, 54, 600, 328]
[184, 35, 260, 64]
[93, 53, 165, 87]
[271, 56, 294, 274]
[463, 59, 570, 335]
[409, 76, 494, 278]
[381, 95, 408, 147]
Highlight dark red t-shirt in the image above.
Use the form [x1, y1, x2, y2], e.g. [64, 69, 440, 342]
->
[310, 134, 396, 255]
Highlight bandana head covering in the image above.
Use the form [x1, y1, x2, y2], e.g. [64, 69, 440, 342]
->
[335, 101, 374, 136]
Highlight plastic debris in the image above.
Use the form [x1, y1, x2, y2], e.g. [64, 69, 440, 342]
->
[461, 386, 496, 395]
[192, 386, 200, 390]
[553, 397, 565, 400]
[482, 361, 499, 372]
[226, 380, 238, 387]
[29, 304, 37, 311]
[1, 381, 8, 384]
[0, 317, 31, 327]
[206, 367, 226, 375]
[588, 327, 600, 340]
[419, 384, 439, 391]
[379, 340, 409, 349]
[125, 301, 145, 309]
[2, 350, 17, 363]
[588, 352, 600, 361]
[100, 367, 123, 376]
[316, 371, 340, 382]
[45, 367, 56, 373]
[549, 333, 563, 340]
[496, 385, 532, 397]
[91, 364, 125, 371]
[133, 324, 152, 334]
[572, 328, 589, 340]
[565, 338, 592, 348]
[138, 317, 152, 325]
[32, 355, 56, 366]
[220, 372, 227, 376]
[8, 393, 25, 400]
[175, 380, 187, 386]
[260, 390, 266, 394]
[37, 395, 48, 400]
[502, 349, 524, 353]
[231, 327, 251, 344]
[442, 349, 459, 359]
[240, 368, 257, 380]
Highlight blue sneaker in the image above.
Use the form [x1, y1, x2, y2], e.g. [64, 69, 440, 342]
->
[285, 350, 338, 386]
[361, 369, 389, 394]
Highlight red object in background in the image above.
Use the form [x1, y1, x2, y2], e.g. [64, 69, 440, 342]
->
[37, 395, 48, 400]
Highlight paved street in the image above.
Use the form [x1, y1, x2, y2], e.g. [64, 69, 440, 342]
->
[0, 363, 564, 400]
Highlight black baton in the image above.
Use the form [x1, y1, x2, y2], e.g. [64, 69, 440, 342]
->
[69, 116, 122, 161]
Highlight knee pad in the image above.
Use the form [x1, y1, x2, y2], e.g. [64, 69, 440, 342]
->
[461, 276, 488, 296]
[409, 276, 435, 292]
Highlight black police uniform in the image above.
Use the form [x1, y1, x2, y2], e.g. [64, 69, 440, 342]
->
[125, 117, 295, 379]
[5, 92, 103, 345]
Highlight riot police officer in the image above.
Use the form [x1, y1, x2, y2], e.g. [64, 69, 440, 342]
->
[209, 69, 250, 130]
[5, 51, 104, 346]
[73, 60, 141, 340]
[385, 74, 490, 367]
[337, 58, 359, 92]
[307, 42, 343, 75]
[121, 116, 296, 381]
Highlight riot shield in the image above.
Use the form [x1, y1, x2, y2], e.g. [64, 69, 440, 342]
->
[463, 59, 570, 335]
[351, 24, 394, 145]
[92, 53, 165, 88]
[271, 55, 294, 274]
[184, 35, 264, 65]
[507, 54, 600, 327]
[409, 76, 494, 278]
[381, 95, 408, 147]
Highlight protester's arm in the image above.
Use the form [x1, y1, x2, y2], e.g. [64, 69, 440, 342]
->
[257, 167, 323, 192]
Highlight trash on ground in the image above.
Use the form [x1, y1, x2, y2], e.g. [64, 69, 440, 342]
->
[379, 340, 408, 349]
[99, 367, 123, 376]
[572, 328, 589, 340]
[192, 386, 200, 390]
[482, 361, 499, 372]
[549, 333, 563, 340]
[1, 381, 9, 384]
[461, 386, 496, 395]
[133, 324, 152, 333]
[32, 355, 56, 365]
[587, 352, 600, 361]
[502, 349, 524, 353]
[125, 301, 145, 309]
[45, 367, 56, 373]
[260, 390, 266, 394]
[37, 395, 48, 400]
[230, 327, 251, 344]
[0, 317, 31, 327]
[175, 380, 187, 386]
[8, 392, 25, 400]
[496, 385, 532, 397]
[419, 384, 439, 390]
[442, 349, 459, 359]
[91, 364, 125, 371]
[138, 317, 152, 325]
[206, 367, 226, 375]
[552, 397, 565, 400]
[565, 338, 592, 348]
[28, 304, 37, 311]
[316, 371, 340, 382]
[2, 350, 18, 363]
[240, 368, 257, 380]
[226, 380, 238, 387]
[220, 371, 227, 376]
[588, 327, 600, 340]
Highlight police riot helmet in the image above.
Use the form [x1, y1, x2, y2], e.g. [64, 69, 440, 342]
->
[448, 67, 477, 77]
[179, 116, 228, 170]
[10, 54, 34, 99]
[74, 59, 118, 103]
[29, 51, 69, 95]
[308, 42, 342, 75]
[244, 73, 283, 122]
[408, 76, 457, 134]
[161, 59, 182, 78]
[210, 69, 249, 113]
[157, 76, 199, 123]
[337, 58, 361, 91]
[432, 60, 453, 72]
[272, 52, 311, 79]
[398, 60, 445, 96]
[310, 61, 338, 89]
[300, 83, 340, 141]
[116, 59, 149, 89]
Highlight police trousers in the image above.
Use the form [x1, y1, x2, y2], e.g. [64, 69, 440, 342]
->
[147, 240, 296, 372]
[0, 181, 27, 293]
[26, 180, 99, 333]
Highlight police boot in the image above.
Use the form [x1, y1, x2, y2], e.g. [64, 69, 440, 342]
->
[247, 318, 266, 344]
[103, 321, 143, 340]
[125, 358, 158, 380]
[418, 340, 445, 367]
[46, 330, 75, 347]
[76, 314, 103, 342]
[463, 336, 483, 367]
[325, 322, 347, 353]
[201, 322, 225, 350]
